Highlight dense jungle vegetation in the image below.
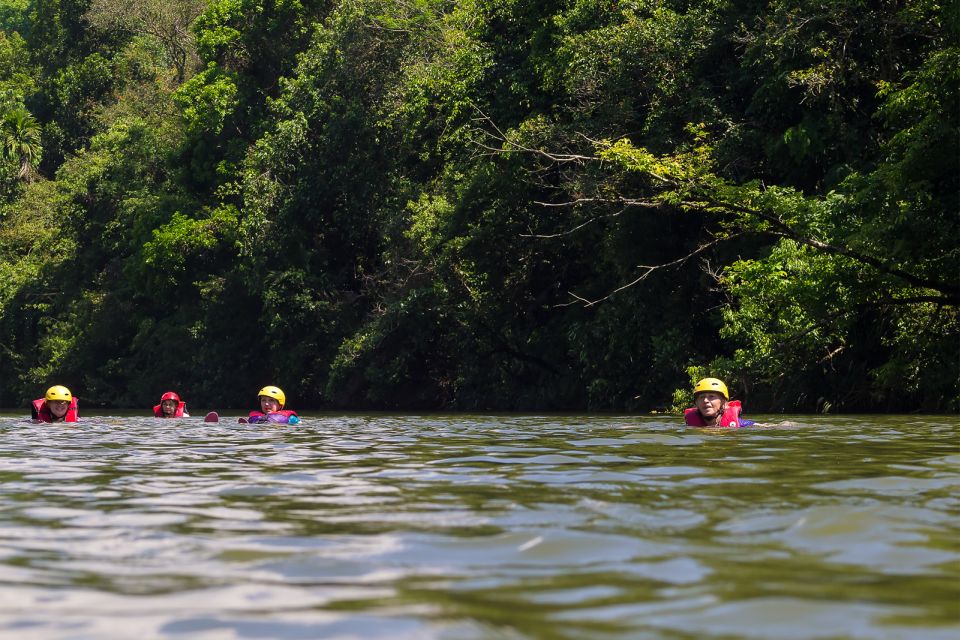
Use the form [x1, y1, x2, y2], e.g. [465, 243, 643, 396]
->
[0, 0, 956, 412]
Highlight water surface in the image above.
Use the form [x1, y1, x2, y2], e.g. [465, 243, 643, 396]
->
[0, 414, 957, 639]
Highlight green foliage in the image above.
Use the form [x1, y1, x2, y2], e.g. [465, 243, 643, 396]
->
[84, 0, 208, 83]
[194, 0, 318, 79]
[0, 177, 79, 398]
[0, 0, 954, 411]
[732, 0, 945, 188]
[142, 205, 240, 283]
[194, 0, 245, 65]
[0, 0, 29, 31]
[596, 120, 957, 410]
[0, 30, 37, 98]
[38, 52, 118, 170]
[550, 1, 718, 138]
[174, 63, 239, 136]
[1, 103, 42, 180]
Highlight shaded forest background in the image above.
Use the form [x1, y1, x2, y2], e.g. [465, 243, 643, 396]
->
[0, 0, 956, 412]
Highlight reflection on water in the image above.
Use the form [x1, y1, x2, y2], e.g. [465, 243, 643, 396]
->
[0, 414, 957, 639]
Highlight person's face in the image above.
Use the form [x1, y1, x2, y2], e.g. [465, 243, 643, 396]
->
[48, 399, 70, 419]
[260, 396, 280, 413]
[161, 399, 178, 416]
[695, 392, 726, 420]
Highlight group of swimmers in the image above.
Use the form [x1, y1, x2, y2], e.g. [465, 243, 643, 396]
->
[31, 385, 300, 425]
[29, 377, 747, 427]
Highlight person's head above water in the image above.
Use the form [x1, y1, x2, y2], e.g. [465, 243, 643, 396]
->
[160, 391, 181, 417]
[685, 378, 753, 428]
[258, 386, 285, 412]
[245, 386, 298, 424]
[693, 377, 728, 422]
[45, 385, 73, 419]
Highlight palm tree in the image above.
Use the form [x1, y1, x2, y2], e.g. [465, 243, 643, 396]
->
[2, 105, 42, 183]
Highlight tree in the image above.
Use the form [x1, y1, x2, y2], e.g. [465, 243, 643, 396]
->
[574, 39, 959, 410]
[84, 0, 207, 83]
[1, 103, 42, 181]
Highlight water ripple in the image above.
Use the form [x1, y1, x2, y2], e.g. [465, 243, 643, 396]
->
[0, 413, 956, 638]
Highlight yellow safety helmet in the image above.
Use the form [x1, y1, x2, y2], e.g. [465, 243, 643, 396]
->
[45, 385, 73, 402]
[693, 378, 728, 399]
[257, 385, 285, 408]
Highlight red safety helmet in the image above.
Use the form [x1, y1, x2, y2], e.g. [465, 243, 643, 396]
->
[161, 391, 181, 402]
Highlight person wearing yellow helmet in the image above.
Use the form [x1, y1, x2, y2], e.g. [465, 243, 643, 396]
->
[683, 378, 754, 427]
[31, 385, 80, 423]
[244, 386, 300, 424]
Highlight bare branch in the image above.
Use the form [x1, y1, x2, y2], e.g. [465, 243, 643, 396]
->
[532, 196, 665, 209]
[85, 0, 206, 82]
[817, 345, 846, 364]
[559, 233, 744, 307]
[521, 214, 603, 239]
[470, 109, 597, 163]
[520, 197, 667, 239]
[532, 198, 603, 208]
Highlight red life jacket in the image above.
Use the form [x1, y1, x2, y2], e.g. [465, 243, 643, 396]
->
[248, 409, 298, 424]
[153, 401, 187, 417]
[684, 400, 742, 428]
[32, 397, 80, 423]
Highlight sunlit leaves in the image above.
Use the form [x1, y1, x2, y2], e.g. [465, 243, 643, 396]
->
[0, 0, 955, 410]
[721, 240, 852, 369]
[1, 103, 41, 181]
[550, 1, 714, 130]
[141, 205, 240, 282]
[173, 63, 239, 135]
[0, 30, 37, 99]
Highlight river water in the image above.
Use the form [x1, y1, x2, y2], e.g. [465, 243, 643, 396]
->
[0, 413, 956, 639]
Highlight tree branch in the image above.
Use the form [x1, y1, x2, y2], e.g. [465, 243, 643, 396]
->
[472, 115, 958, 302]
[559, 233, 743, 307]
[470, 110, 597, 163]
[681, 196, 959, 300]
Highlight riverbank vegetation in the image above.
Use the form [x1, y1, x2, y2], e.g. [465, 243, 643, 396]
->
[0, 0, 956, 412]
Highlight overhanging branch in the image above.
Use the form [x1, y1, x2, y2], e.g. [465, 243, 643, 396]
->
[682, 196, 959, 300]
[559, 233, 743, 307]
[472, 118, 958, 303]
